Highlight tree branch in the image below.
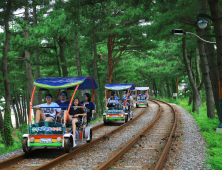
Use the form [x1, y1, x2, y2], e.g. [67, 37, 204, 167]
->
[179, 18, 196, 26]
[112, 37, 132, 72]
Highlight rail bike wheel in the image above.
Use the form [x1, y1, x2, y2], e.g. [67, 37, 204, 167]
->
[130, 111, 133, 120]
[125, 115, 128, 123]
[103, 116, 108, 125]
[22, 138, 31, 154]
[87, 129, 92, 143]
[64, 138, 73, 153]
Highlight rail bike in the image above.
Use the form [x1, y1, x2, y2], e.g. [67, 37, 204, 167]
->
[135, 87, 149, 108]
[103, 84, 134, 125]
[22, 76, 98, 153]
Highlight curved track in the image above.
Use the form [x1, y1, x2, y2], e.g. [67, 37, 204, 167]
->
[99, 99, 177, 170]
[0, 99, 177, 170]
[0, 107, 144, 170]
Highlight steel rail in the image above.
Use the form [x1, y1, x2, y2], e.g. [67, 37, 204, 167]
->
[96, 99, 162, 170]
[154, 99, 177, 170]
[96, 99, 177, 170]
[0, 119, 106, 169]
[33, 107, 145, 170]
[0, 108, 138, 170]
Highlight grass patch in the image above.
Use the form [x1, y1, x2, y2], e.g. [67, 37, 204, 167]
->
[154, 97, 221, 170]
[89, 116, 103, 124]
[0, 131, 22, 155]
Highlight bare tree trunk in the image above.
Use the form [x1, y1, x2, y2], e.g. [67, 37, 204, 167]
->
[166, 79, 172, 98]
[16, 95, 24, 125]
[33, 5, 42, 104]
[75, 31, 83, 100]
[26, 89, 30, 123]
[12, 99, 19, 129]
[93, 23, 99, 118]
[0, 110, 4, 134]
[25, 7, 37, 111]
[54, 39, 61, 77]
[208, 0, 222, 100]
[183, 37, 202, 111]
[200, 0, 220, 118]
[196, 22, 215, 118]
[106, 31, 132, 84]
[2, 0, 13, 147]
[163, 83, 167, 98]
[58, 36, 68, 77]
[158, 80, 163, 98]
[195, 48, 201, 85]
[188, 95, 193, 106]
[98, 72, 104, 115]
[22, 93, 27, 124]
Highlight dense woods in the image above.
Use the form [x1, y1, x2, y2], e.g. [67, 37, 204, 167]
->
[0, 0, 222, 147]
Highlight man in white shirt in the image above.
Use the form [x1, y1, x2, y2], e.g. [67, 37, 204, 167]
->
[35, 94, 63, 123]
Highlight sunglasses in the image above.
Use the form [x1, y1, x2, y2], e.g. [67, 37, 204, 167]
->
[61, 93, 66, 97]
[46, 96, 52, 99]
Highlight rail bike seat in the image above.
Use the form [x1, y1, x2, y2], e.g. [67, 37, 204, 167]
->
[65, 116, 86, 128]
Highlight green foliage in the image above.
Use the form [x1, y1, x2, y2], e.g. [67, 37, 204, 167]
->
[1, 109, 14, 147]
[16, 124, 29, 143]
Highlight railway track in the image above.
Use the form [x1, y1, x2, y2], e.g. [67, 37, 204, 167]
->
[100, 99, 177, 170]
[0, 100, 177, 170]
[0, 107, 144, 170]
[45, 103, 158, 169]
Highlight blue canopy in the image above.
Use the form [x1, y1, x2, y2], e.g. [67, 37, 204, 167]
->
[34, 76, 98, 89]
[105, 84, 134, 91]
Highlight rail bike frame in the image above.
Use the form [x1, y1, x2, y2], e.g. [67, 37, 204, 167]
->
[103, 84, 134, 124]
[22, 76, 97, 153]
[135, 88, 149, 108]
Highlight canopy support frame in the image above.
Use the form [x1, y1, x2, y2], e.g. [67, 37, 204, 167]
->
[64, 84, 79, 124]
[29, 86, 36, 125]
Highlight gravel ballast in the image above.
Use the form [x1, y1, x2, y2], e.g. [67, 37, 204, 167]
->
[53, 103, 158, 170]
[163, 103, 211, 170]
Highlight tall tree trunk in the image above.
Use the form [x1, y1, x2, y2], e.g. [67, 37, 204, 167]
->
[208, 0, 222, 101]
[2, 0, 13, 147]
[93, 24, 99, 118]
[16, 95, 24, 125]
[98, 72, 104, 115]
[75, 32, 82, 100]
[159, 81, 163, 98]
[26, 90, 30, 123]
[200, 0, 220, 118]
[188, 95, 193, 106]
[196, 23, 215, 118]
[53, 38, 61, 77]
[0, 110, 4, 136]
[106, 31, 132, 84]
[12, 99, 19, 129]
[33, 5, 42, 104]
[58, 36, 68, 77]
[75, 32, 82, 77]
[163, 82, 167, 98]
[195, 48, 201, 85]
[183, 37, 202, 111]
[166, 79, 172, 98]
[22, 93, 27, 124]
[25, 6, 37, 111]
